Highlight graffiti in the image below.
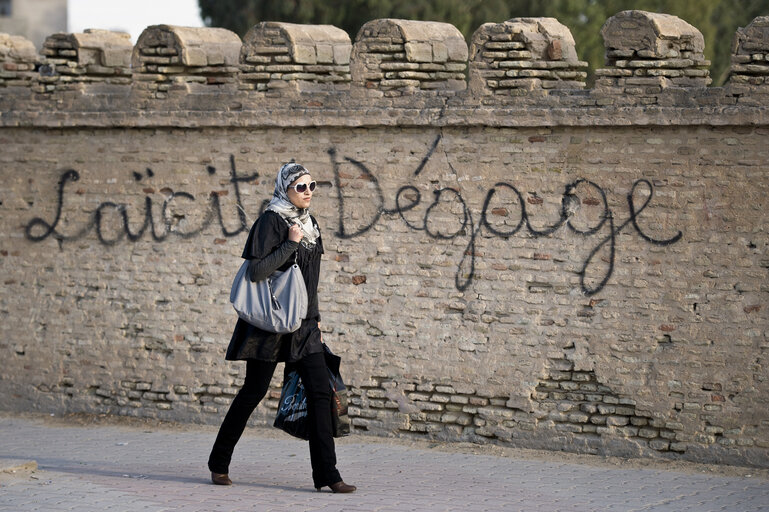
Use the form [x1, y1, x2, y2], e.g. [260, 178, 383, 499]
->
[328, 136, 683, 295]
[24, 139, 683, 296]
[24, 155, 259, 246]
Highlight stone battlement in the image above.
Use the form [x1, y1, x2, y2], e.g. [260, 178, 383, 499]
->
[470, 17, 588, 95]
[730, 16, 769, 87]
[241, 22, 352, 93]
[132, 25, 241, 98]
[353, 18, 467, 96]
[38, 29, 133, 93]
[597, 11, 711, 91]
[1, 11, 768, 123]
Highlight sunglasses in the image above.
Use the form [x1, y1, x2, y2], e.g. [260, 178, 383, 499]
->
[288, 181, 316, 193]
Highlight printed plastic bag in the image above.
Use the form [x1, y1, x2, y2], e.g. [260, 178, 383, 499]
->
[273, 369, 309, 439]
[273, 345, 351, 440]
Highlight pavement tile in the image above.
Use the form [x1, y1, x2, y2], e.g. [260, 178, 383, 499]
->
[1, 413, 768, 512]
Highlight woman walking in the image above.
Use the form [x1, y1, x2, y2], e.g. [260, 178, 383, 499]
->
[208, 162, 356, 493]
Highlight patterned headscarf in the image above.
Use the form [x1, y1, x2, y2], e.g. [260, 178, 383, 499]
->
[265, 162, 320, 248]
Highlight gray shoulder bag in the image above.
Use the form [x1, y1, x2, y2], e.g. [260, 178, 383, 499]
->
[229, 252, 308, 333]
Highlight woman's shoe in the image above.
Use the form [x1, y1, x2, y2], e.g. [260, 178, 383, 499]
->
[211, 472, 232, 485]
[316, 481, 356, 493]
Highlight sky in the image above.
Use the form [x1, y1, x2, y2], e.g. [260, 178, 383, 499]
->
[67, 0, 205, 43]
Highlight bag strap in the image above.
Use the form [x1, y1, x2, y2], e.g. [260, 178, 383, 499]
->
[283, 217, 300, 266]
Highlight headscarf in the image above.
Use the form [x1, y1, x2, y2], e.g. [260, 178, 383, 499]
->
[265, 162, 320, 248]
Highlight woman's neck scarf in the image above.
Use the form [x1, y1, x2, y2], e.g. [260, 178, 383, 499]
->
[265, 162, 320, 248]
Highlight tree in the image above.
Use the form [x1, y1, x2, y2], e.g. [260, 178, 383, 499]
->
[199, 0, 769, 85]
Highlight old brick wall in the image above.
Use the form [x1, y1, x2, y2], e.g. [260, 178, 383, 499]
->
[1, 13, 768, 468]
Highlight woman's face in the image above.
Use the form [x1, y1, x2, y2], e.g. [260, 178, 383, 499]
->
[286, 174, 314, 209]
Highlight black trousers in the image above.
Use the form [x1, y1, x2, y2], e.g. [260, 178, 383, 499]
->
[207, 351, 341, 488]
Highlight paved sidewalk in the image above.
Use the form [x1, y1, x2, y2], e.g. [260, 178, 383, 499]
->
[0, 413, 767, 512]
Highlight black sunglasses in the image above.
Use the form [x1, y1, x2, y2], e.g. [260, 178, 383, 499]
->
[288, 181, 316, 193]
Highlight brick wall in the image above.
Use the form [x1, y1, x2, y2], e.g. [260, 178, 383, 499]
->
[1, 12, 768, 468]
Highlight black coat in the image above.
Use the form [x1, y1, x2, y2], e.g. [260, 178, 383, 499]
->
[225, 211, 324, 362]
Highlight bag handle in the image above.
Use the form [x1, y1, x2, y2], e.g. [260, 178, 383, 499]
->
[285, 219, 300, 266]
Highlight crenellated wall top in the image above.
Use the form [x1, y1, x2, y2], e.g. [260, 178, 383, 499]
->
[601, 10, 705, 58]
[730, 16, 769, 87]
[351, 18, 468, 96]
[596, 11, 712, 91]
[0, 11, 768, 128]
[240, 22, 351, 93]
[44, 29, 133, 68]
[243, 22, 351, 64]
[133, 25, 242, 69]
[0, 32, 40, 63]
[371, 18, 468, 62]
[733, 15, 769, 53]
[469, 17, 588, 94]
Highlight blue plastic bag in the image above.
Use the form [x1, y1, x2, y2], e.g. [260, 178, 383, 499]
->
[273, 345, 350, 440]
[273, 369, 309, 439]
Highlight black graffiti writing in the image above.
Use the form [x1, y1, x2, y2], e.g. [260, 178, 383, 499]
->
[24, 143, 683, 296]
[24, 155, 259, 246]
[329, 138, 683, 295]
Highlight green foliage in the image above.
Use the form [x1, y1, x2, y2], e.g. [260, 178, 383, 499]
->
[199, 0, 769, 85]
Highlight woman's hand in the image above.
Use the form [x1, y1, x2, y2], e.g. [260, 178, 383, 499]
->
[288, 224, 303, 243]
